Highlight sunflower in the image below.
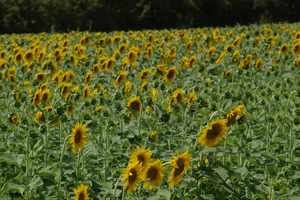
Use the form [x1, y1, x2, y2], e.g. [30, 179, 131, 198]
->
[293, 42, 300, 54]
[208, 47, 217, 57]
[139, 68, 151, 81]
[186, 90, 197, 107]
[124, 81, 133, 95]
[33, 89, 42, 106]
[70, 122, 88, 153]
[114, 71, 126, 87]
[280, 44, 288, 54]
[215, 51, 226, 65]
[0, 58, 7, 70]
[226, 104, 245, 126]
[129, 147, 152, 167]
[255, 58, 263, 70]
[122, 162, 142, 192]
[128, 50, 138, 64]
[171, 88, 184, 105]
[165, 67, 177, 82]
[9, 114, 19, 125]
[74, 183, 89, 200]
[35, 111, 45, 123]
[127, 96, 142, 112]
[168, 152, 191, 188]
[150, 88, 159, 103]
[294, 58, 300, 68]
[198, 119, 228, 147]
[142, 160, 164, 190]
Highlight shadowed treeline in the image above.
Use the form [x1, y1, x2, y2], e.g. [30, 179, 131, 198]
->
[0, 0, 300, 33]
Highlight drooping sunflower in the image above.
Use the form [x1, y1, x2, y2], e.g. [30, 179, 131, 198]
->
[122, 162, 142, 192]
[168, 152, 191, 188]
[127, 96, 142, 112]
[226, 104, 245, 126]
[198, 119, 228, 147]
[129, 147, 152, 168]
[74, 183, 89, 200]
[70, 122, 88, 153]
[142, 160, 164, 190]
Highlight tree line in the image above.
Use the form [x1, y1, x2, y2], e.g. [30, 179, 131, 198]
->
[0, 0, 299, 33]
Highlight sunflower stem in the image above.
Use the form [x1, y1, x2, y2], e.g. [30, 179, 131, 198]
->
[58, 135, 70, 195]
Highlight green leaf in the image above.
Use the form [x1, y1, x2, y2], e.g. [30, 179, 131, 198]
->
[0, 153, 24, 166]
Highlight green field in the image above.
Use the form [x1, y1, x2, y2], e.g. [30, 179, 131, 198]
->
[0, 23, 299, 199]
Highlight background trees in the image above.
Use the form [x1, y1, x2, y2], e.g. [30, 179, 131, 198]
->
[0, 0, 299, 33]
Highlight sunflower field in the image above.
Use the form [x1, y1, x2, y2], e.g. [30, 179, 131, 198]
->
[0, 23, 300, 200]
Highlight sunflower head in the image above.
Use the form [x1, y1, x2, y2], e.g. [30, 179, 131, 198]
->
[171, 88, 184, 105]
[280, 44, 288, 54]
[226, 105, 245, 126]
[124, 81, 133, 96]
[142, 160, 164, 190]
[129, 147, 152, 167]
[122, 162, 142, 192]
[165, 67, 177, 82]
[198, 119, 228, 147]
[127, 96, 142, 112]
[70, 122, 88, 153]
[169, 152, 191, 188]
[139, 68, 151, 81]
[114, 71, 127, 87]
[293, 43, 300, 54]
[35, 111, 45, 123]
[74, 183, 89, 200]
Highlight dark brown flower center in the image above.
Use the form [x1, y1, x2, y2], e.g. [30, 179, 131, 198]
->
[78, 192, 85, 200]
[147, 166, 158, 181]
[74, 129, 82, 144]
[128, 168, 137, 184]
[206, 123, 222, 140]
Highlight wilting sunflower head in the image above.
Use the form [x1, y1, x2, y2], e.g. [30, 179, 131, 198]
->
[129, 147, 152, 167]
[142, 160, 164, 190]
[198, 119, 228, 147]
[127, 96, 142, 112]
[169, 152, 191, 188]
[70, 122, 88, 153]
[122, 162, 142, 192]
[74, 183, 89, 200]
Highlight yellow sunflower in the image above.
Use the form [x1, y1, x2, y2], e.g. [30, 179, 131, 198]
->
[74, 183, 89, 200]
[70, 122, 88, 153]
[198, 119, 228, 147]
[168, 152, 191, 188]
[165, 67, 177, 82]
[122, 162, 142, 192]
[226, 104, 245, 126]
[129, 147, 152, 168]
[127, 96, 142, 112]
[124, 80, 133, 96]
[142, 160, 164, 190]
[293, 42, 300, 55]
